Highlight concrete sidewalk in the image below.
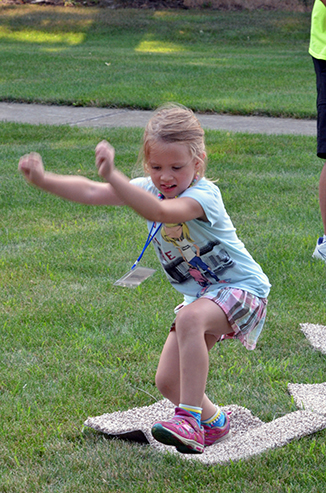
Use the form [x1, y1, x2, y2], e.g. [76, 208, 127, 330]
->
[0, 102, 317, 136]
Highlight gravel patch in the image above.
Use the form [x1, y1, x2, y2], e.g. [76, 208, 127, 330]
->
[300, 323, 326, 355]
[84, 399, 326, 464]
[287, 323, 326, 416]
[84, 323, 326, 464]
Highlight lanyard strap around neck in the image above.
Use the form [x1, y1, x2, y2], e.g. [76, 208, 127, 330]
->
[131, 222, 162, 270]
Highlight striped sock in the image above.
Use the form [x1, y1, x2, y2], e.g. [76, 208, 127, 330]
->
[179, 404, 202, 427]
[201, 407, 226, 428]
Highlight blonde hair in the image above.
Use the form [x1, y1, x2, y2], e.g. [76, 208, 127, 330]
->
[138, 103, 207, 177]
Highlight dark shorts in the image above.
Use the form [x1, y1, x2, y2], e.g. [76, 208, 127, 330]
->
[312, 56, 326, 159]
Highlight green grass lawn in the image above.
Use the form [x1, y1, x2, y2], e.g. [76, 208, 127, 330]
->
[0, 5, 316, 117]
[1, 122, 326, 492]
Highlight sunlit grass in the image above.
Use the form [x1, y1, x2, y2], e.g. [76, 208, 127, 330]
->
[135, 39, 185, 53]
[0, 26, 85, 45]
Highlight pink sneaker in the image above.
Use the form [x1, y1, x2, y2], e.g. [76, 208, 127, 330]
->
[151, 407, 204, 454]
[203, 412, 231, 447]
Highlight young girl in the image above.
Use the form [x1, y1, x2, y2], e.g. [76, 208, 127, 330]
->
[18, 104, 270, 455]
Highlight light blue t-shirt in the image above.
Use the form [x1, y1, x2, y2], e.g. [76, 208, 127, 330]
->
[131, 177, 271, 303]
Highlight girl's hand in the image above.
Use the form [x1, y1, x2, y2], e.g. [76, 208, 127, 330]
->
[18, 152, 45, 187]
[95, 140, 115, 182]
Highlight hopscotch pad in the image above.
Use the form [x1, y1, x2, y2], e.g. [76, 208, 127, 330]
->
[288, 323, 326, 415]
[84, 323, 326, 465]
[84, 400, 326, 465]
[299, 323, 326, 355]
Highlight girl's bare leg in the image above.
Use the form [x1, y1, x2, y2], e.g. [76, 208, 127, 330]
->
[173, 298, 233, 417]
[155, 299, 233, 420]
[155, 331, 181, 406]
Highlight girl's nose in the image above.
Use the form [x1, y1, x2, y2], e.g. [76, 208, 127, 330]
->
[160, 170, 173, 181]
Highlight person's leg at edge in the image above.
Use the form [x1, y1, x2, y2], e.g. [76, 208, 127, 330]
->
[312, 57, 326, 259]
[319, 163, 326, 235]
[152, 298, 233, 452]
[316, 57, 326, 235]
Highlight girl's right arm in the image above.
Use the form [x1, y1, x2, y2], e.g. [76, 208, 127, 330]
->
[18, 152, 124, 206]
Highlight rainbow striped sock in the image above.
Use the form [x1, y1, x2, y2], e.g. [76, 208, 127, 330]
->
[201, 407, 226, 428]
[179, 404, 202, 427]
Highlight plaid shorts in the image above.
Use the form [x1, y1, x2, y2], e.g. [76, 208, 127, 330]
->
[170, 288, 267, 351]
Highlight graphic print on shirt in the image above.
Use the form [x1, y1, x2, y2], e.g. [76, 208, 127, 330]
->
[155, 222, 234, 297]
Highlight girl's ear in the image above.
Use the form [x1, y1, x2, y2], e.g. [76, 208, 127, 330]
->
[195, 152, 206, 169]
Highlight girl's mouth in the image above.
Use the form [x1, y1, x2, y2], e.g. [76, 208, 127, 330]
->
[161, 184, 176, 191]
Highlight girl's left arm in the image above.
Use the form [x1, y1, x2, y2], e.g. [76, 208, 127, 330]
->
[95, 140, 206, 223]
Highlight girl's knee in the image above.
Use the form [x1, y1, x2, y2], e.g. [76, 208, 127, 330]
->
[155, 370, 178, 400]
[155, 371, 167, 396]
[175, 304, 202, 335]
[155, 367, 163, 390]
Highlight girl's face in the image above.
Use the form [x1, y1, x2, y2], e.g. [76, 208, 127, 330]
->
[147, 141, 200, 199]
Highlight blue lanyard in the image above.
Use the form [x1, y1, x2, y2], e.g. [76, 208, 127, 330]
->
[131, 222, 162, 270]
